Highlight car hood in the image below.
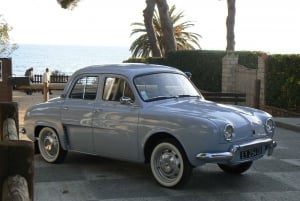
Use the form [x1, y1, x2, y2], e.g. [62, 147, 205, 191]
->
[149, 98, 269, 137]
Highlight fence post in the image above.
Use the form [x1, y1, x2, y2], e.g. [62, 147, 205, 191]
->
[0, 58, 13, 102]
[253, 79, 261, 109]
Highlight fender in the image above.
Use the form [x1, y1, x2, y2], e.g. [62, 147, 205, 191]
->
[34, 120, 68, 151]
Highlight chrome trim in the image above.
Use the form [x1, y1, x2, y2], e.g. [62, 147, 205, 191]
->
[196, 138, 277, 162]
[196, 152, 233, 161]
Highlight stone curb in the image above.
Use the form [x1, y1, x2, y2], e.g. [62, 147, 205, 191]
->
[275, 119, 300, 133]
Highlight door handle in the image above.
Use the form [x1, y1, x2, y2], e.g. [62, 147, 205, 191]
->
[63, 107, 69, 110]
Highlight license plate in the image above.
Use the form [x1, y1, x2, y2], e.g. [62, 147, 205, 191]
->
[240, 147, 262, 160]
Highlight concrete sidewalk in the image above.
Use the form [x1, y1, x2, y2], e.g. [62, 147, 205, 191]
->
[275, 117, 300, 133]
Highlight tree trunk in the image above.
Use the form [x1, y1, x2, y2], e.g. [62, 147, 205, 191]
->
[143, 0, 162, 57]
[156, 0, 176, 55]
[226, 0, 236, 51]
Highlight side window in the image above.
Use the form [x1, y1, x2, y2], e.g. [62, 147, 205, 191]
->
[103, 77, 135, 102]
[69, 76, 98, 100]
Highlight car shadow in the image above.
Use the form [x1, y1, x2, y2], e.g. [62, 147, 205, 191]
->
[34, 153, 282, 193]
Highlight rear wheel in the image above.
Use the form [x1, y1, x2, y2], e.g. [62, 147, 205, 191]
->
[218, 161, 253, 174]
[150, 139, 192, 188]
[38, 127, 67, 163]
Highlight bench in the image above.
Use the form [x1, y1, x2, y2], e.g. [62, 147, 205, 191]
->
[201, 92, 246, 105]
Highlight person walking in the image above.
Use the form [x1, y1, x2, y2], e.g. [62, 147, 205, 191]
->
[42, 68, 52, 101]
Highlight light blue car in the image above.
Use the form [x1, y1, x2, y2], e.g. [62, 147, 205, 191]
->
[23, 63, 276, 188]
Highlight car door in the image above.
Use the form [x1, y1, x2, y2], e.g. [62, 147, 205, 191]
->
[61, 75, 99, 153]
[93, 75, 140, 161]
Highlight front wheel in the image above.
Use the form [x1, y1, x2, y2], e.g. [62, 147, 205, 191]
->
[150, 139, 192, 188]
[218, 161, 253, 174]
[38, 127, 67, 163]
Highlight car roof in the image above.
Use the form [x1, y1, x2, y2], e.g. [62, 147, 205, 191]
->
[72, 63, 183, 79]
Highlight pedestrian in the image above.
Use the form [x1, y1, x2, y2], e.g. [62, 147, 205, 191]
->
[42, 68, 52, 95]
[24, 67, 34, 95]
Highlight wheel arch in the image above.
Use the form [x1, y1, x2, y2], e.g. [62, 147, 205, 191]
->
[34, 122, 68, 150]
[143, 132, 188, 164]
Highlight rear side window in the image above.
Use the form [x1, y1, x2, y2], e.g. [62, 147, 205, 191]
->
[69, 76, 99, 100]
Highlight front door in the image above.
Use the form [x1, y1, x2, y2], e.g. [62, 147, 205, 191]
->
[93, 76, 139, 161]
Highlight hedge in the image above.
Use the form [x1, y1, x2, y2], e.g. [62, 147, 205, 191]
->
[265, 54, 300, 111]
[125, 50, 226, 91]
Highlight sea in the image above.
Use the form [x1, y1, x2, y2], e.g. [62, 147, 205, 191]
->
[9, 44, 132, 76]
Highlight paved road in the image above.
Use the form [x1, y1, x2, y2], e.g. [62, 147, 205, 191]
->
[34, 127, 300, 201]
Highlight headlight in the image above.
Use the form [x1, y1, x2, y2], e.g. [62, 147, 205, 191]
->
[265, 118, 275, 134]
[224, 124, 234, 141]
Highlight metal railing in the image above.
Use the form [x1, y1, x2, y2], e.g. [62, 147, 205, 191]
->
[33, 74, 69, 83]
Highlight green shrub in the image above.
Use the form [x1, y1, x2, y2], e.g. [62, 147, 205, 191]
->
[165, 50, 226, 91]
[236, 51, 262, 69]
[266, 54, 300, 111]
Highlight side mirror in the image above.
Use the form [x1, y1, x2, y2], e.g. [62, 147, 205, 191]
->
[60, 94, 66, 98]
[120, 96, 133, 105]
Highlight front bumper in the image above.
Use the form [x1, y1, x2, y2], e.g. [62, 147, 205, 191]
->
[196, 138, 277, 163]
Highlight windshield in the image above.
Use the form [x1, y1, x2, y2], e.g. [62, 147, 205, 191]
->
[134, 73, 201, 102]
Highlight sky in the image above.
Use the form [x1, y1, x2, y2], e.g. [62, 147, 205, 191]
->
[1, 0, 300, 54]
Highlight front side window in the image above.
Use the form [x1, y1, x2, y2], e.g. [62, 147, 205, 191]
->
[103, 77, 135, 102]
[134, 73, 200, 102]
[69, 76, 99, 100]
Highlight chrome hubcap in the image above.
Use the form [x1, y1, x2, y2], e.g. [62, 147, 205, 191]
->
[157, 150, 180, 179]
[43, 132, 58, 157]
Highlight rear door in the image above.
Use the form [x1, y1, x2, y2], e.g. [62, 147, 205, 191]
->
[61, 75, 99, 153]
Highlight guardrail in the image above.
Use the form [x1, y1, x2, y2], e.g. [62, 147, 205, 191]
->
[33, 74, 69, 83]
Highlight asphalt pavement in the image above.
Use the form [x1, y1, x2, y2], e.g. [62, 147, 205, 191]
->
[19, 117, 300, 200]
[32, 126, 300, 201]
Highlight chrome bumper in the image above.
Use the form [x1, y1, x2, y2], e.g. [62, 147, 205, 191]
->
[196, 138, 277, 163]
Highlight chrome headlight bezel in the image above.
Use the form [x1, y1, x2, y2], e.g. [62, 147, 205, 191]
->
[265, 118, 275, 134]
[224, 124, 234, 141]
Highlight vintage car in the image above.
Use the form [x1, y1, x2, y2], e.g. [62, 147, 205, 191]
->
[23, 63, 277, 188]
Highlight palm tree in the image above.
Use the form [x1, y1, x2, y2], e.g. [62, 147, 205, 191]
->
[130, 5, 201, 58]
[226, 0, 236, 51]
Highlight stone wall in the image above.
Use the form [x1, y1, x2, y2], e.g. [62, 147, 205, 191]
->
[222, 53, 267, 108]
[257, 54, 268, 107]
[222, 53, 239, 93]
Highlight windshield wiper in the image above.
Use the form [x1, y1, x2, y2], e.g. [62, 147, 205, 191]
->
[176, 94, 200, 98]
[145, 95, 200, 102]
[145, 96, 176, 102]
